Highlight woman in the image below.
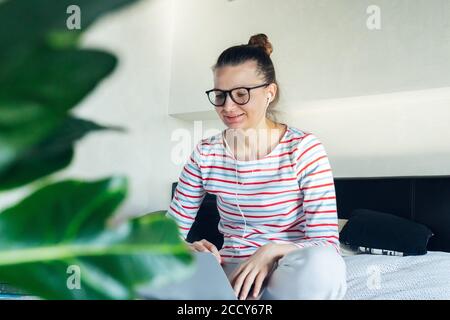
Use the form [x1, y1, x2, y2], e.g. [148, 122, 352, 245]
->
[166, 34, 347, 300]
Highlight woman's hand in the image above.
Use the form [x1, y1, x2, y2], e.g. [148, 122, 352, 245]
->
[187, 239, 222, 264]
[228, 243, 279, 300]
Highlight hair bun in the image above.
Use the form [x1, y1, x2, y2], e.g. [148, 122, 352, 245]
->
[248, 33, 273, 56]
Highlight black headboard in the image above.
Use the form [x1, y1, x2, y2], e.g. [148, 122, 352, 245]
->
[171, 175, 450, 253]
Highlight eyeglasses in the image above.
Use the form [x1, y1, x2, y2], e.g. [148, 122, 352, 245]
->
[205, 83, 270, 107]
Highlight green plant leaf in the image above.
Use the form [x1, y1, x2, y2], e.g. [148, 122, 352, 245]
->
[0, 99, 63, 172]
[0, 47, 118, 113]
[0, 0, 139, 60]
[0, 117, 120, 191]
[0, 0, 140, 113]
[0, 0, 134, 174]
[0, 47, 118, 177]
[0, 178, 194, 299]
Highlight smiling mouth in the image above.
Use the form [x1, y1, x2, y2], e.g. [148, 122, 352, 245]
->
[225, 113, 245, 119]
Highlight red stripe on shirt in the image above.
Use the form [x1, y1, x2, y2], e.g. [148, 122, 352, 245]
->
[203, 176, 297, 185]
[280, 133, 311, 144]
[296, 142, 321, 161]
[218, 195, 300, 208]
[264, 217, 305, 228]
[200, 152, 233, 159]
[279, 137, 302, 144]
[174, 196, 201, 210]
[200, 163, 295, 173]
[308, 168, 332, 176]
[218, 203, 302, 219]
[184, 167, 202, 180]
[297, 155, 327, 176]
[176, 189, 205, 199]
[222, 245, 253, 249]
[220, 254, 252, 258]
[306, 223, 339, 227]
[179, 177, 202, 189]
[206, 188, 300, 197]
[304, 209, 337, 214]
[303, 196, 336, 203]
[301, 182, 334, 190]
[264, 148, 298, 159]
[169, 205, 195, 221]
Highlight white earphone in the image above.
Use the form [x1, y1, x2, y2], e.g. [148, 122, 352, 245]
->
[266, 93, 272, 107]
[222, 132, 248, 239]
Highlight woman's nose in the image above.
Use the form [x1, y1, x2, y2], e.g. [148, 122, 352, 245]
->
[222, 93, 238, 110]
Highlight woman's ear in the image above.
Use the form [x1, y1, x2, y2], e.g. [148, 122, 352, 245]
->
[267, 83, 277, 102]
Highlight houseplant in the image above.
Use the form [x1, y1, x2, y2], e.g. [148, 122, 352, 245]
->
[0, 0, 193, 299]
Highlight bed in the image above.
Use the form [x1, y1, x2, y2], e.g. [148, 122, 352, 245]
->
[174, 175, 450, 300]
[343, 250, 450, 300]
[335, 175, 450, 300]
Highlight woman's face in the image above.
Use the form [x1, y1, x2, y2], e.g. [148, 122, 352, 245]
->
[213, 60, 275, 130]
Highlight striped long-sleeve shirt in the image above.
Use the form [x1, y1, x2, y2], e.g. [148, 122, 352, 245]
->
[166, 125, 340, 264]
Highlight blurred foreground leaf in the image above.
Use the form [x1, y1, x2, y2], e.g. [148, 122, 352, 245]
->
[0, 117, 118, 190]
[0, 177, 194, 299]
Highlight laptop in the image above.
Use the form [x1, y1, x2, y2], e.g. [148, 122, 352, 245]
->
[138, 252, 237, 300]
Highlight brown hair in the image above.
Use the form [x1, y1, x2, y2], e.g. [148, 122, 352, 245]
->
[212, 33, 280, 121]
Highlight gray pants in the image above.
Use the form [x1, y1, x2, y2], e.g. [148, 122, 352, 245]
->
[221, 245, 347, 300]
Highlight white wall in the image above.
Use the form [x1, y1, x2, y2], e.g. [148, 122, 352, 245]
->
[277, 87, 450, 177]
[169, 0, 450, 114]
[169, 0, 450, 177]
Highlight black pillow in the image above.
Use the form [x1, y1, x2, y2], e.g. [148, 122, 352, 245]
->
[340, 209, 434, 256]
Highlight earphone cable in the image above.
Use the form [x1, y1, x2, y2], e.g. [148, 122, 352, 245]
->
[223, 130, 248, 239]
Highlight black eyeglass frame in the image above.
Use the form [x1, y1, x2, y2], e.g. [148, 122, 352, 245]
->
[205, 83, 270, 107]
